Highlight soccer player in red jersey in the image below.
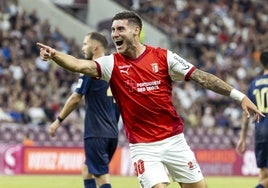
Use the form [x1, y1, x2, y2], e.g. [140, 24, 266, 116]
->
[37, 11, 264, 188]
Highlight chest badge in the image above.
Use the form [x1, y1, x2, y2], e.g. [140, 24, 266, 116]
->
[151, 63, 159, 73]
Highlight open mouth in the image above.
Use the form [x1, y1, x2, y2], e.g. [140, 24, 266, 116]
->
[115, 40, 123, 47]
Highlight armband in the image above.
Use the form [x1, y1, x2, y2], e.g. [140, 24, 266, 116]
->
[57, 116, 64, 123]
[230, 89, 245, 102]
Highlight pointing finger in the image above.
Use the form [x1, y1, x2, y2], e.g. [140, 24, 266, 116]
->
[36, 42, 49, 49]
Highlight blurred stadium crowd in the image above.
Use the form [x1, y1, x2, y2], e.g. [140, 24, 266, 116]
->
[0, 0, 267, 149]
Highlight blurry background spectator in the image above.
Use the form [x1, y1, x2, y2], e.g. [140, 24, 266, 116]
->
[0, 0, 267, 150]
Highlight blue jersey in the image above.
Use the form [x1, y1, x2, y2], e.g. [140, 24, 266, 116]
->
[247, 74, 268, 143]
[75, 74, 119, 139]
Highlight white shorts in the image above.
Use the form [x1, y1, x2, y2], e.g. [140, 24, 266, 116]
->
[129, 133, 203, 188]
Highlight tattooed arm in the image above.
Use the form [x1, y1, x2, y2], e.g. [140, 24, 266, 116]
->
[190, 69, 232, 96]
[190, 69, 264, 122]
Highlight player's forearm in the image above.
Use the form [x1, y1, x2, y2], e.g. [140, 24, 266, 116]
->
[190, 69, 233, 96]
[51, 51, 98, 77]
[59, 101, 79, 120]
[51, 51, 81, 73]
[59, 94, 81, 120]
[191, 69, 246, 102]
[240, 113, 250, 139]
[37, 42, 98, 77]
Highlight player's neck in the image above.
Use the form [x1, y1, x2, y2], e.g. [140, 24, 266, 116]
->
[92, 52, 105, 60]
[125, 43, 146, 59]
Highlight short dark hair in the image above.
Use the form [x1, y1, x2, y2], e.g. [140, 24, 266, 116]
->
[112, 11, 142, 30]
[260, 50, 268, 68]
[88, 32, 108, 48]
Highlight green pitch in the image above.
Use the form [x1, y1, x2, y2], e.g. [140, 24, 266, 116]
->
[0, 175, 258, 188]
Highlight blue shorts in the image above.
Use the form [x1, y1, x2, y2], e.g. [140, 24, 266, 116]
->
[255, 142, 268, 168]
[84, 137, 118, 175]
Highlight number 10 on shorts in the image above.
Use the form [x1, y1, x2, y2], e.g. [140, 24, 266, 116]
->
[134, 159, 145, 176]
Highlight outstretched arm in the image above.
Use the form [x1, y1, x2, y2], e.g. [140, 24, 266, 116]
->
[190, 69, 233, 95]
[37, 43, 98, 77]
[190, 69, 264, 122]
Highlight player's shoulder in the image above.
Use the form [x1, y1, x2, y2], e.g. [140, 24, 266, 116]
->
[146, 45, 167, 53]
[250, 74, 267, 84]
[79, 73, 92, 81]
[145, 45, 168, 60]
[95, 54, 114, 63]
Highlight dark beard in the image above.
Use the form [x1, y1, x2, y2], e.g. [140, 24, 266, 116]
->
[86, 51, 93, 60]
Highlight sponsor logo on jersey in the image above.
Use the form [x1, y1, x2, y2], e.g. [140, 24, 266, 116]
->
[119, 65, 132, 75]
[136, 80, 161, 92]
[173, 53, 190, 70]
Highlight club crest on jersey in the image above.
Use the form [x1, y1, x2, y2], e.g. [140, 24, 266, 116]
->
[151, 63, 158, 73]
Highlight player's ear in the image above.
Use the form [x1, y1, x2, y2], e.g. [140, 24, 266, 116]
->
[134, 26, 140, 36]
[93, 44, 98, 52]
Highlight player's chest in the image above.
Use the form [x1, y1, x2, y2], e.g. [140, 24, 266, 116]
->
[112, 59, 170, 94]
[114, 59, 167, 81]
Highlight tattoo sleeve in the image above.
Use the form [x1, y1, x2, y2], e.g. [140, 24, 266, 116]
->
[190, 69, 233, 96]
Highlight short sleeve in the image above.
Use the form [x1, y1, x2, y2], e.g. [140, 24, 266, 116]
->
[74, 75, 92, 95]
[94, 54, 114, 82]
[167, 50, 195, 81]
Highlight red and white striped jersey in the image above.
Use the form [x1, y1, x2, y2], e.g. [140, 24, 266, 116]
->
[95, 45, 195, 143]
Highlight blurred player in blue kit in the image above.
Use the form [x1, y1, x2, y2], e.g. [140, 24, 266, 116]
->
[48, 32, 119, 188]
[236, 50, 268, 188]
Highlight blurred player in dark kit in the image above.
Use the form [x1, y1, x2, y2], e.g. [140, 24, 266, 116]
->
[48, 32, 119, 188]
[236, 50, 268, 188]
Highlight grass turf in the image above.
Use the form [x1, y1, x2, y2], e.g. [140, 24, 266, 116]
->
[0, 175, 258, 188]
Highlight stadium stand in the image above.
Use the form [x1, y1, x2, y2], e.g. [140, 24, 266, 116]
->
[0, 0, 266, 150]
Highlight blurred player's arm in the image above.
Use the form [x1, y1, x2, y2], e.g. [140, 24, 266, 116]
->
[36, 43, 98, 77]
[236, 113, 249, 155]
[49, 93, 83, 137]
[190, 69, 264, 122]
